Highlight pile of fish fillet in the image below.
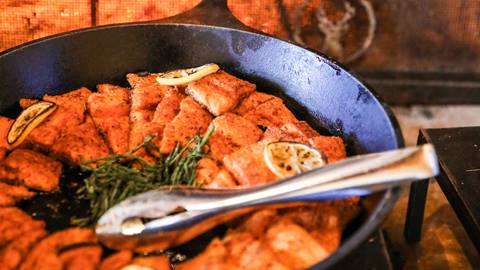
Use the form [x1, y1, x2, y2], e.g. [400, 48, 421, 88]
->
[0, 69, 359, 270]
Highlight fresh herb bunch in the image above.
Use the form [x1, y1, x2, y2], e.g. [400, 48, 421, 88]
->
[72, 126, 214, 226]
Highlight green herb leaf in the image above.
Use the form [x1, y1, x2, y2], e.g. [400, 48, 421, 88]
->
[72, 126, 214, 226]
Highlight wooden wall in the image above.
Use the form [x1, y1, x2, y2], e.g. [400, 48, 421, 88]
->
[0, 0, 479, 104]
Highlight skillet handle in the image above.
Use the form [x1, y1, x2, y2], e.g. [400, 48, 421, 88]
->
[156, 0, 258, 32]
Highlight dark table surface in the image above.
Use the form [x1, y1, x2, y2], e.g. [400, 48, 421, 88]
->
[332, 230, 395, 270]
[419, 127, 480, 251]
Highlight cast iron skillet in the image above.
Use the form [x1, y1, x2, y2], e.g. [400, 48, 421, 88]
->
[0, 0, 403, 269]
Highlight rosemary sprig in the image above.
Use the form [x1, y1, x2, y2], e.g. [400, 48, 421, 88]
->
[72, 126, 214, 226]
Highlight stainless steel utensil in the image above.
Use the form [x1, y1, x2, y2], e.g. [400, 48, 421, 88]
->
[96, 144, 438, 251]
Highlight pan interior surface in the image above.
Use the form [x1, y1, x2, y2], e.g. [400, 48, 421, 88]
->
[0, 23, 402, 269]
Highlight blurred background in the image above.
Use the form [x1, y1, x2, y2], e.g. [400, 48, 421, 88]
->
[0, 1, 479, 269]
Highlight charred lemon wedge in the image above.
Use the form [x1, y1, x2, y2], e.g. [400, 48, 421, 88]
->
[7, 101, 57, 149]
[264, 141, 327, 178]
[156, 63, 220, 86]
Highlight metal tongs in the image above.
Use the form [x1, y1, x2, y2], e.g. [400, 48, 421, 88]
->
[96, 144, 439, 250]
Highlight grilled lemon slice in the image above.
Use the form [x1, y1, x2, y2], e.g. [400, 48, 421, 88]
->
[7, 101, 57, 149]
[264, 141, 326, 178]
[156, 63, 220, 86]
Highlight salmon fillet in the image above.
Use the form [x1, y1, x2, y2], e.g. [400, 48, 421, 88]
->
[204, 169, 237, 189]
[0, 182, 35, 206]
[231, 238, 288, 270]
[281, 204, 342, 254]
[195, 158, 237, 188]
[237, 209, 278, 238]
[132, 256, 171, 270]
[127, 73, 171, 151]
[186, 71, 256, 116]
[0, 149, 62, 192]
[0, 207, 47, 270]
[196, 158, 221, 185]
[59, 245, 102, 270]
[147, 88, 185, 151]
[208, 113, 263, 160]
[222, 140, 278, 187]
[160, 97, 213, 154]
[0, 228, 47, 270]
[176, 239, 238, 270]
[242, 96, 297, 127]
[19, 228, 97, 270]
[88, 84, 130, 154]
[223, 229, 289, 270]
[0, 117, 13, 159]
[232, 91, 275, 116]
[99, 250, 133, 270]
[265, 218, 330, 269]
[0, 207, 45, 246]
[308, 136, 346, 163]
[50, 116, 110, 165]
[27, 88, 91, 150]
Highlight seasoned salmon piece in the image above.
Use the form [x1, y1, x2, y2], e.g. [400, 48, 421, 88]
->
[88, 84, 130, 154]
[148, 89, 185, 148]
[0, 149, 62, 192]
[278, 121, 320, 138]
[204, 169, 237, 189]
[233, 91, 275, 116]
[176, 239, 239, 270]
[51, 117, 110, 165]
[0, 228, 47, 270]
[242, 97, 297, 127]
[0, 207, 47, 270]
[0, 194, 15, 206]
[223, 140, 278, 187]
[0, 117, 13, 159]
[265, 218, 330, 269]
[19, 228, 97, 270]
[186, 71, 256, 116]
[27, 88, 91, 149]
[160, 97, 213, 154]
[237, 209, 278, 238]
[222, 231, 256, 261]
[235, 239, 288, 270]
[262, 121, 316, 143]
[132, 256, 171, 270]
[152, 88, 185, 124]
[196, 158, 221, 185]
[0, 207, 45, 246]
[263, 121, 346, 163]
[0, 182, 35, 206]
[223, 230, 288, 270]
[281, 204, 342, 253]
[99, 250, 133, 270]
[208, 113, 262, 160]
[127, 73, 172, 151]
[195, 158, 237, 188]
[308, 135, 346, 163]
[59, 246, 102, 270]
